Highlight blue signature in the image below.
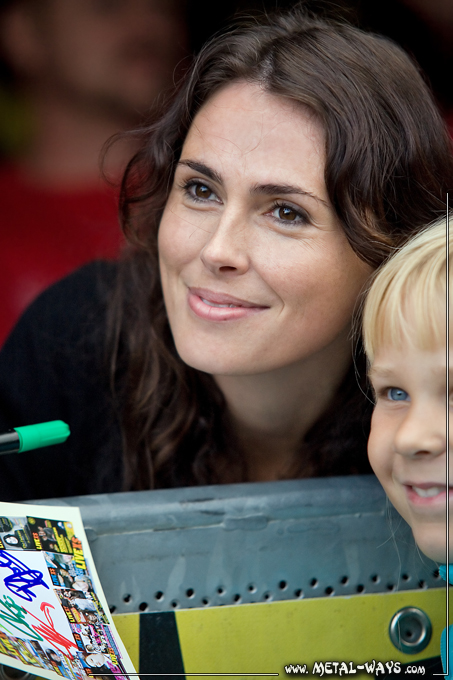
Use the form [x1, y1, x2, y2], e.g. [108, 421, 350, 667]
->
[0, 551, 49, 602]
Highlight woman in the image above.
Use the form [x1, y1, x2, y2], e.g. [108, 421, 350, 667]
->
[0, 6, 451, 500]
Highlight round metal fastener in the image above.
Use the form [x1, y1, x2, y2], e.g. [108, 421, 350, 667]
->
[389, 606, 432, 654]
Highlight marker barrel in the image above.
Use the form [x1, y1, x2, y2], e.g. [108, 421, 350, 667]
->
[0, 430, 20, 455]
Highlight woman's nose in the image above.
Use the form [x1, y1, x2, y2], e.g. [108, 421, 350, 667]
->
[200, 208, 251, 276]
[394, 403, 446, 458]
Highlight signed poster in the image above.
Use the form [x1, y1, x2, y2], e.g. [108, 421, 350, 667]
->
[0, 502, 136, 680]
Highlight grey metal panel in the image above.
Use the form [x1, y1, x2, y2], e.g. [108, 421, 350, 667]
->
[32, 475, 441, 614]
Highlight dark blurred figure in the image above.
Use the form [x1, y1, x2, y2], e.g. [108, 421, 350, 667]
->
[0, 0, 186, 345]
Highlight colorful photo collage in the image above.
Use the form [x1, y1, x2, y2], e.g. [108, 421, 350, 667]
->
[0, 514, 130, 680]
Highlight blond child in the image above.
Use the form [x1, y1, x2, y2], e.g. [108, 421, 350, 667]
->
[362, 216, 451, 675]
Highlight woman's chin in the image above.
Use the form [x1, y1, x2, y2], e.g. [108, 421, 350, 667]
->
[175, 347, 248, 376]
[174, 340, 272, 377]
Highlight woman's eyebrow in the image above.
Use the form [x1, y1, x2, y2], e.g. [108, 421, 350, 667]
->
[250, 182, 328, 206]
[178, 159, 222, 184]
[178, 159, 328, 207]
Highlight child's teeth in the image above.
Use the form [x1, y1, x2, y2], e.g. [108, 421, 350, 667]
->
[413, 486, 441, 498]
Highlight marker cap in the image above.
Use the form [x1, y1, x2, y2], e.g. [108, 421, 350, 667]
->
[15, 420, 70, 452]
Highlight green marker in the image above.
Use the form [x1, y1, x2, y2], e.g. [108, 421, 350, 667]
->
[0, 420, 70, 455]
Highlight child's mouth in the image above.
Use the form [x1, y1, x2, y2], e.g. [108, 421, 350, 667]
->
[405, 484, 453, 505]
[412, 485, 443, 498]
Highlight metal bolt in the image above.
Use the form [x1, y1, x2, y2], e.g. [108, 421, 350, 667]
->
[389, 607, 432, 654]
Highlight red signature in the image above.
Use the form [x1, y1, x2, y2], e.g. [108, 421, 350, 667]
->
[25, 601, 77, 656]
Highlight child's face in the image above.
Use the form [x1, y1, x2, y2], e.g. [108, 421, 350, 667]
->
[368, 339, 451, 563]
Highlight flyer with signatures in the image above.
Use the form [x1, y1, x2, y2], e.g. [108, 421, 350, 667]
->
[0, 501, 136, 680]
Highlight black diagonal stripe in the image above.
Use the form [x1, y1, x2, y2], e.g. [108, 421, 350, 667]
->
[139, 611, 185, 679]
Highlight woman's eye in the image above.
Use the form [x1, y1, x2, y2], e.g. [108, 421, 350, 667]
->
[269, 203, 308, 224]
[183, 181, 218, 203]
[387, 387, 409, 402]
[193, 183, 214, 200]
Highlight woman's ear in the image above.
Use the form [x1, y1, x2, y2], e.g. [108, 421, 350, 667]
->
[0, 2, 48, 77]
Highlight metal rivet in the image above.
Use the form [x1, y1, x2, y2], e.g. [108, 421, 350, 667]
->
[389, 607, 432, 654]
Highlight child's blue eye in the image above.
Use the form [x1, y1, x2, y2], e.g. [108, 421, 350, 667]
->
[388, 387, 409, 401]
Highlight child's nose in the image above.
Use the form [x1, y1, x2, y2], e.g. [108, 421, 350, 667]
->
[394, 403, 446, 458]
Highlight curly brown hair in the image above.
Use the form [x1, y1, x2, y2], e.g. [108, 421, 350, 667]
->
[108, 5, 453, 491]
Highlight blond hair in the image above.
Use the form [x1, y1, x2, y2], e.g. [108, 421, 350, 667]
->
[362, 216, 451, 364]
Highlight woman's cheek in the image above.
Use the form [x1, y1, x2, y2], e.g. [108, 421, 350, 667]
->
[160, 205, 214, 270]
[158, 211, 188, 271]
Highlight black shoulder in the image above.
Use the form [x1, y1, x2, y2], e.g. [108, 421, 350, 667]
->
[0, 260, 119, 403]
[9, 260, 118, 340]
[0, 261, 123, 501]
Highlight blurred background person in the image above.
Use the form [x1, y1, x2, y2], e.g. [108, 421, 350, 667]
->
[0, 0, 186, 345]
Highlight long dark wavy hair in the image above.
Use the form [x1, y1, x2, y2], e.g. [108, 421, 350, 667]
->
[107, 5, 453, 491]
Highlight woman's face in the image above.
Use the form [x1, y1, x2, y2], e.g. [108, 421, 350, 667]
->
[159, 82, 372, 376]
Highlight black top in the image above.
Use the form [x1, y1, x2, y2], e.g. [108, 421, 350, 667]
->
[0, 261, 373, 502]
[0, 262, 124, 501]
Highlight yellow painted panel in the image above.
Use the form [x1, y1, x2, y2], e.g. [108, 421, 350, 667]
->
[176, 588, 449, 680]
[112, 612, 140, 671]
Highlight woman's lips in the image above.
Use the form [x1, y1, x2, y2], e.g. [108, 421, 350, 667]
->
[188, 287, 269, 322]
[405, 483, 453, 507]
